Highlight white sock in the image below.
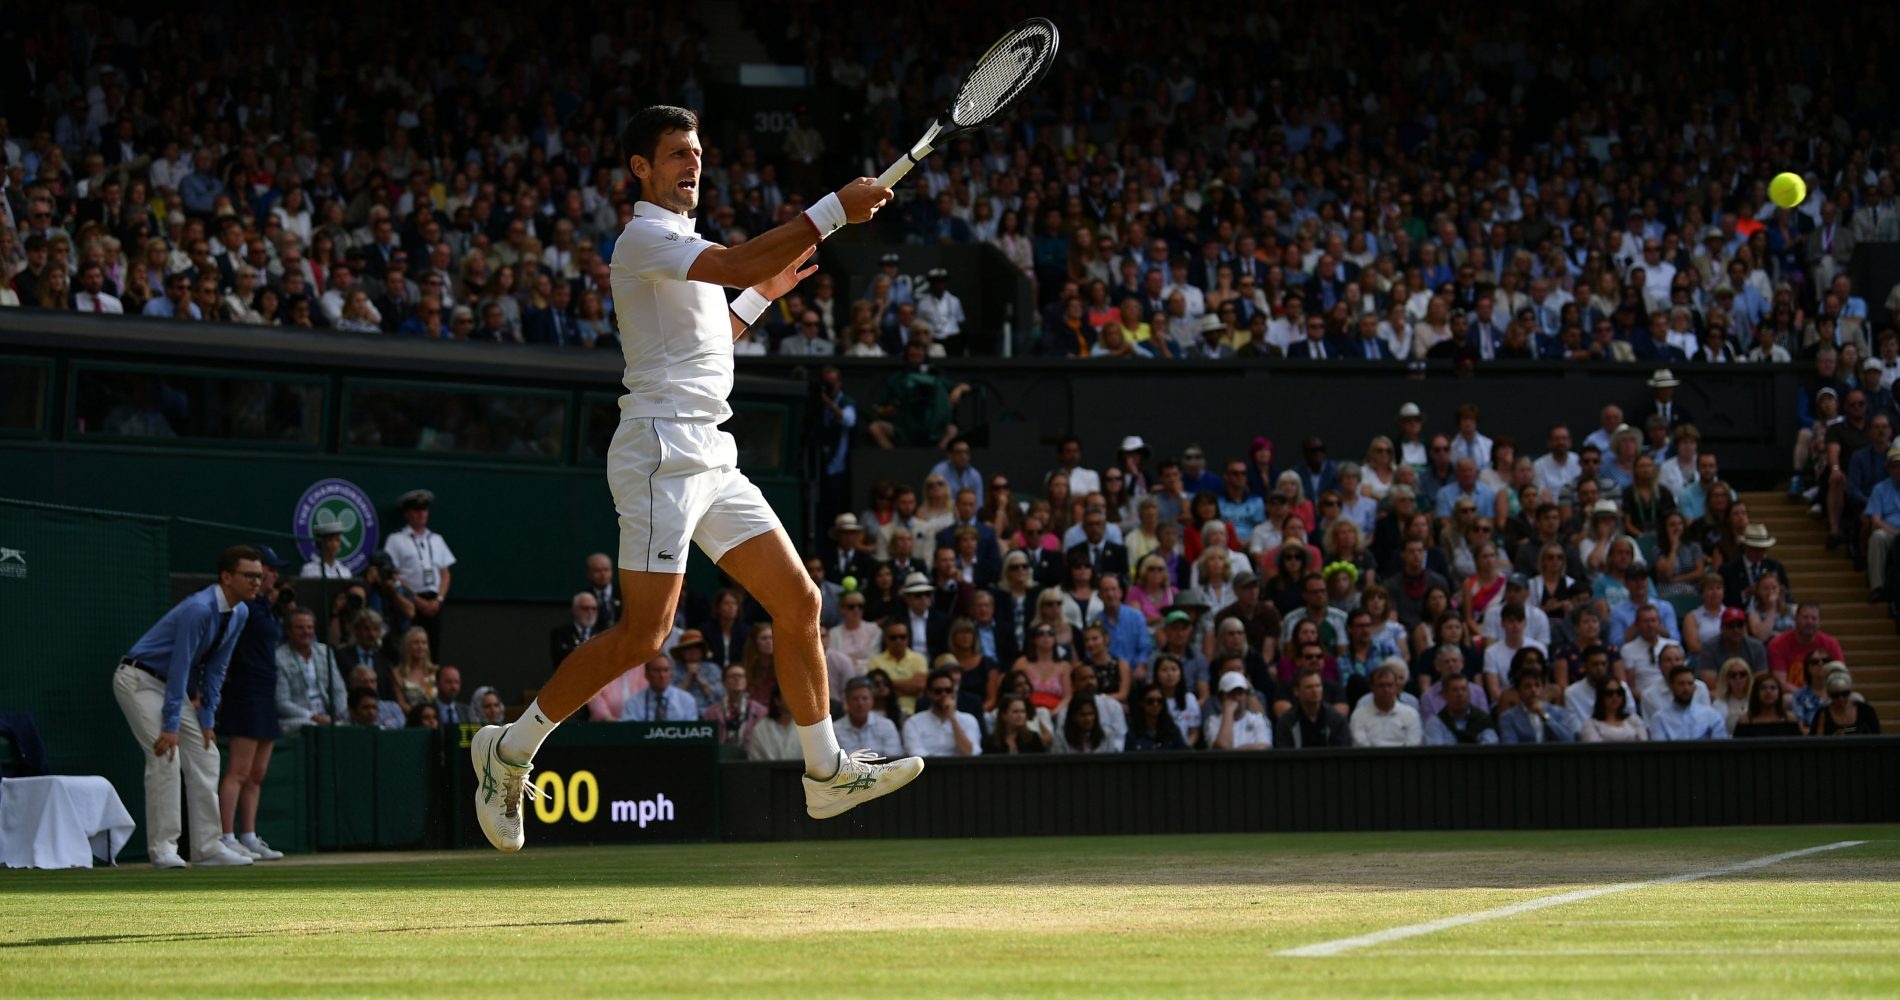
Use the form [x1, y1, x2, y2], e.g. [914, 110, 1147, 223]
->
[238, 832, 262, 844]
[498, 698, 558, 764]
[798, 718, 844, 779]
[220, 833, 238, 845]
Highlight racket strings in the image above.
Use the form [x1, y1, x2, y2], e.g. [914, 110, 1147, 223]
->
[952, 22, 1057, 127]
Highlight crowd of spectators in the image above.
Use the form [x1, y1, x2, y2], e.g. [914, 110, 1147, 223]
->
[499, 384, 1884, 758]
[223, 361, 1896, 756]
[8, 4, 1900, 367]
[260, 488, 494, 739]
[23, 3, 1897, 762]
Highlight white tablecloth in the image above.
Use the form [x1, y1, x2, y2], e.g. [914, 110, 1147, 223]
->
[0, 776, 136, 869]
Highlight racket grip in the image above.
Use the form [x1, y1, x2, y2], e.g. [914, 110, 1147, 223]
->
[876, 141, 935, 189]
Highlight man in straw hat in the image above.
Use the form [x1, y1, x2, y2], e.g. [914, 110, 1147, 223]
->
[1637, 368, 1693, 432]
[1186, 311, 1236, 360]
[1720, 523, 1791, 608]
[822, 512, 873, 582]
[896, 571, 948, 661]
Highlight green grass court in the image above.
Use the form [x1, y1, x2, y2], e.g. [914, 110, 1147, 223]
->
[3, 826, 1896, 997]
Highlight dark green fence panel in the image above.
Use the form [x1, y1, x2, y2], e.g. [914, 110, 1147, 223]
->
[0, 499, 171, 859]
[719, 738, 1900, 842]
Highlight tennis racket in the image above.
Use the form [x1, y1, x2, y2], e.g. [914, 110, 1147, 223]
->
[874, 18, 1060, 189]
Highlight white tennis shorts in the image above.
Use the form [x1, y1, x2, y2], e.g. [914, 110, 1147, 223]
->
[608, 417, 781, 574]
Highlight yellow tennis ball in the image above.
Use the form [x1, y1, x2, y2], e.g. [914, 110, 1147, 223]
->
[1770, 172, 1806, 210]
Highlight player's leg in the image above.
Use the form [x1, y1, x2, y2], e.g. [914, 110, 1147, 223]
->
[474, 417, 698, 851]
[715, 529, 834, 746]
[502, 568, 681, 757]
[475, 572, 680, 853]
[700, 478, 923, 818]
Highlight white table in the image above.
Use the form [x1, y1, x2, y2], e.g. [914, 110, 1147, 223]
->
[0, 776, 136, 869]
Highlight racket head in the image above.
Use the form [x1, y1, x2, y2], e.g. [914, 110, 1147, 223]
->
[947, 18, 1060, 133]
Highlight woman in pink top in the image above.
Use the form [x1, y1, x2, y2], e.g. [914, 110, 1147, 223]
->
[1127, 555, 1178, 626]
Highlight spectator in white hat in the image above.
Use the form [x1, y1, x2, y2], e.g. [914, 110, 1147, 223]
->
[299, 522, 352, 579]
[1206, 666, 1272, 750]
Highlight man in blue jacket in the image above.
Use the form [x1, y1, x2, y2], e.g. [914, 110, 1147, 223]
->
[1497, 665, 1577, 744]
[111, 546, 263, 869]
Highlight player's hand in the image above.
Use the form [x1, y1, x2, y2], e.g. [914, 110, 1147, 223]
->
[836, 178, 892, 223]
[757, 246, 818, 300]
[204, 728, 217, 749]
[153, 731, 179, 759]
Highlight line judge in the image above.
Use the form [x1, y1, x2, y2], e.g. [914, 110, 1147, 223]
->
[112, 546, 264, 869]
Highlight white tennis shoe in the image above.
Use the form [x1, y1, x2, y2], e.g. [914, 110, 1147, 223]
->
[194, 845, 254, 867]
[803, 749, 924, 820]
[238, 835, 284, 860]
[471, 724, 536, 852]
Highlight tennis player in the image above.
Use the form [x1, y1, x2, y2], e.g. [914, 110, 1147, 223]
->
[471, 106, 922, 852]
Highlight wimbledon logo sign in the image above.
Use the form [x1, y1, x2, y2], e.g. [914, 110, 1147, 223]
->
[293, 478, 381, 573]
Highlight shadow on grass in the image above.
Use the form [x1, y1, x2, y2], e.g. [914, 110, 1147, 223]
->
[0, 917, 626, 949]
[4, 830, 1890, 897]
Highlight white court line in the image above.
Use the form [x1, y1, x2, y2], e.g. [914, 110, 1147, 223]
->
[1282, 840, 1868, 958]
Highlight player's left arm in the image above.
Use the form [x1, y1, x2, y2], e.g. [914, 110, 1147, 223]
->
[728, 247, 819, 342]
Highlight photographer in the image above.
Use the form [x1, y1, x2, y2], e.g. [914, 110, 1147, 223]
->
[359, 550, 416, 650]
[815, 365, 857, 528]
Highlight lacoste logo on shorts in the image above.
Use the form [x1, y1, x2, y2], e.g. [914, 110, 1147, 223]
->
[658, 549, 677, 561]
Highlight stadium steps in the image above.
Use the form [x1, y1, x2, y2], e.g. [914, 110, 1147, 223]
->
[1740, 490, 1899, 719]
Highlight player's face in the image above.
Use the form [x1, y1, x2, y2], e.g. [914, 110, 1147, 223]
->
[637, 129, 703, 214]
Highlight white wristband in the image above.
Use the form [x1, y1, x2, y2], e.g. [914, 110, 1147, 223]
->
[731, 287, 771, 325]
[804, 192, 848, 240]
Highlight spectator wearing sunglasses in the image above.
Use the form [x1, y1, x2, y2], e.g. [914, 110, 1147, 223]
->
[1578, 677, 1647, 742]
[141, 270, 202, 319]
[900, 668, 980, 757]
[1123, 683, 1187, 751]
[777, 309, 835, 356]
[867, 620, 929, 714]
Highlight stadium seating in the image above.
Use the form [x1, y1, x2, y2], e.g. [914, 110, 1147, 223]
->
[2, 0, 1896, 768]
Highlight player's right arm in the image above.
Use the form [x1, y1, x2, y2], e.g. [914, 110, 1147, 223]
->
[686, 179, 891, 289]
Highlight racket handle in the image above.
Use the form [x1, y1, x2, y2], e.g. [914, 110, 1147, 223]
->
[876, 140, 936, 189]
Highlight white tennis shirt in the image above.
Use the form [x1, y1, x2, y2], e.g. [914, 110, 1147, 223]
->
[609, 200, 735, 422]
